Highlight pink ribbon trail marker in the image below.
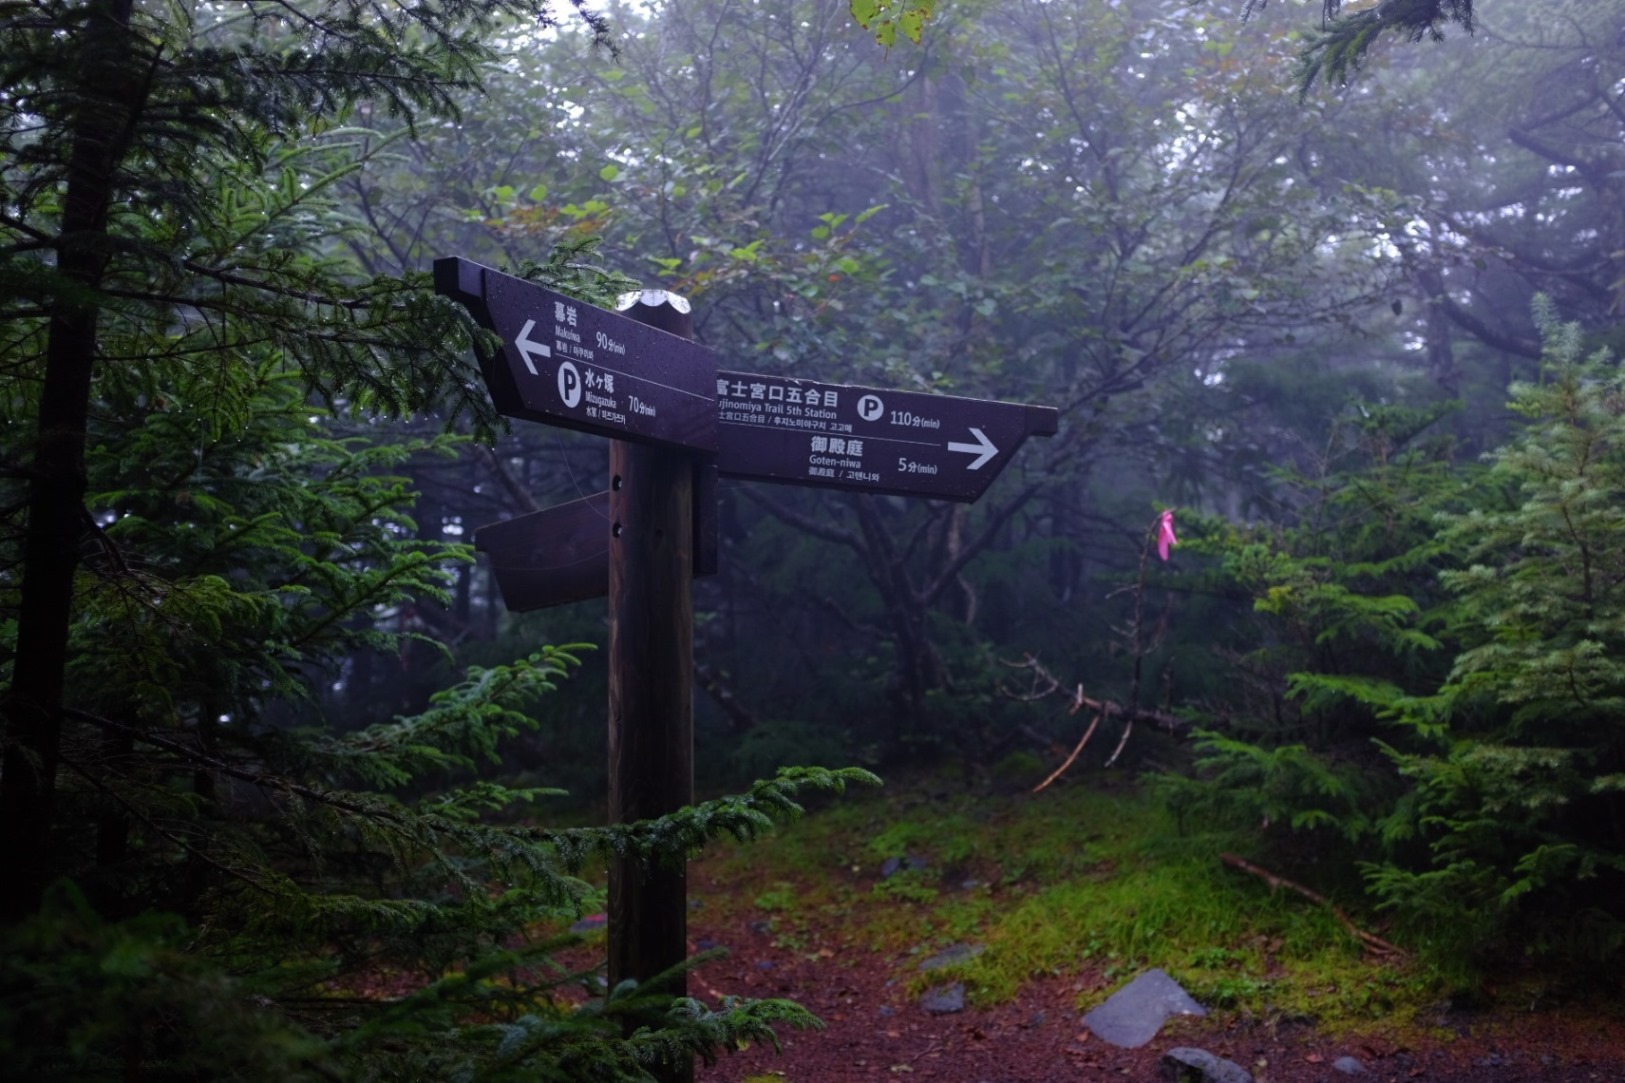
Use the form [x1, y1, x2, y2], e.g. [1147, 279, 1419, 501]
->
[1156, 510, 1177, 562]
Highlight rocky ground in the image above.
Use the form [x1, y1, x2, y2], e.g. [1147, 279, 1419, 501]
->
[688, 913, 1625, 1083]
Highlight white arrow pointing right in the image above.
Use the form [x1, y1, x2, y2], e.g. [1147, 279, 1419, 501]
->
[947, 427, 998, 470]
[515, 319, 551, 375]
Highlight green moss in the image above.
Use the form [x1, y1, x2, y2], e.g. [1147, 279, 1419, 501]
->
[690, 769, 1442, 1028]
[753, 882, 799, 912]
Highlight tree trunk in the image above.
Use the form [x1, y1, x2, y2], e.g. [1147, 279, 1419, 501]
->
[852, 498, 940, 738]
[0, 0, 135, 924]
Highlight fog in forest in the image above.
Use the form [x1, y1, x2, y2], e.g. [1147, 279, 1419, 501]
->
[5, 0, 1624, 1075]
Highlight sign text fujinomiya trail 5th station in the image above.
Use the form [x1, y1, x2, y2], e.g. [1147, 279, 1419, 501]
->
[713, 369, 1056, 502]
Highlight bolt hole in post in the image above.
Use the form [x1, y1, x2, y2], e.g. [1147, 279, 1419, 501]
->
[612, 522, 622, 537]
[612, 474, 622, 491]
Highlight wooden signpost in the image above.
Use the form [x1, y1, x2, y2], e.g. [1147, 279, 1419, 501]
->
[604, 293, 698, 1034]
[435, 257, 1059, 1080]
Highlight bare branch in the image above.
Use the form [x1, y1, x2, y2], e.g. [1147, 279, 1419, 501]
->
[1221, 852, 1407, 958]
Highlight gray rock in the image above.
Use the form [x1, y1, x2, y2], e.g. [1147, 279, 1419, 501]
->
[1081, 968, 1208, 1049]
[918, 943, 984, 971]
[1333, 1055, 1368, 1075]
[880, 854, 929, 878]
[1159, 1047, 1253, 1083]
[919, 982, 965, 1014]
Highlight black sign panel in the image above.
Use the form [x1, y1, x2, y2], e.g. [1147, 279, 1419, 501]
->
[713, 371, 1058, 501]
[435, 257, 717, 452]
[476, 493, 612, 612]
[475, 464, 719, 612]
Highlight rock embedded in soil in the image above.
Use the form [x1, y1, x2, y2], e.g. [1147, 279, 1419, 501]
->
[1159, 1046, 1253, 1083]
[1082, 967, 1209, 1048]
[1333, 1055, 1368, 1074]
[919, 982, 965, 1014]
[918, 943, 984, 971]
[879, 853, 929, 878]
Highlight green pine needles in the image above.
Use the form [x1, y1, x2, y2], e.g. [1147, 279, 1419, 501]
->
[1237, 0, 1477, 92]
[1, 0, 880, 1073]
[1172, 301, 1625, 983]
[0, 351, 879, 1073]
[1370, 298, 1625, 974]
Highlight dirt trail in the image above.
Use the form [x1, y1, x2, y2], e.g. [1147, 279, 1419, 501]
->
[691, 915, 1625, 1082]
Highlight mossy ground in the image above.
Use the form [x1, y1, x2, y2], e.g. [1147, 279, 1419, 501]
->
[687, 766, 1437, 1035]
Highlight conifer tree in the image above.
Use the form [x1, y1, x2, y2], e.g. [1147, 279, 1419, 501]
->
[1, 0, 877, 1075]
[0, 0, 617, 922]
[1175, 301, 1625, 978]
[1237, 0, 1476, 89]
[1366, 300, 1625, 970]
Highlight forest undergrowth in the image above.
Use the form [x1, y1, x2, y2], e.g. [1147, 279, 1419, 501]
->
[666, 763, 1611, 1039]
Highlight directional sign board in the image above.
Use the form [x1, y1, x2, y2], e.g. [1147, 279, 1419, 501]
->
[475, 492, 612, 612]
[713, 370, 1058, 502]
[475, 464, 720, 613]
[434, 257, 717, 452]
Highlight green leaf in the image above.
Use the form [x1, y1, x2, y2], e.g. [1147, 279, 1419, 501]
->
[899, 8, 927, 43]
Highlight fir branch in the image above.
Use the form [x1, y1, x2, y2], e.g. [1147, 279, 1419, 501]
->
[1297, 0, 1476, 93]
[525, 767, 882, 871]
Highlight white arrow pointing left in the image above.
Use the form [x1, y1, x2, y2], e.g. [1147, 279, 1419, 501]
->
[515, 319, 551, 375]
[947, 427, 998, 470]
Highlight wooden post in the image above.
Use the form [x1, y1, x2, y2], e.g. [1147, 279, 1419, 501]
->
[607, 290, 696, 1083]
